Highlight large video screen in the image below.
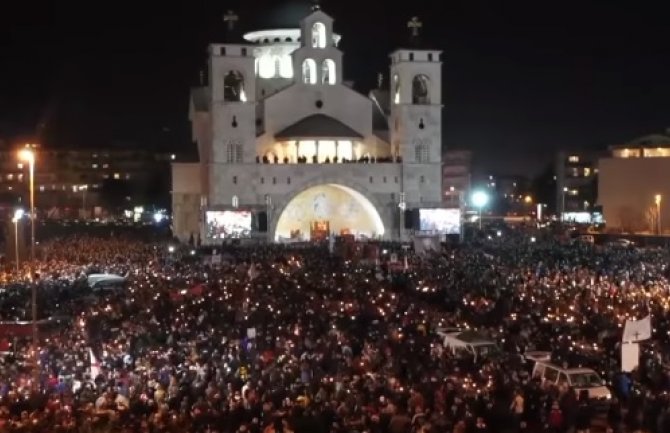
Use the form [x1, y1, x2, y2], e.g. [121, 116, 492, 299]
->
[419, 208, 460, 234]
[206, 211, 252, 239]
[563, 212, 592, 224]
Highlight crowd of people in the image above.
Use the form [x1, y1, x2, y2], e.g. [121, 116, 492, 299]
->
[0, 232, 669, 433]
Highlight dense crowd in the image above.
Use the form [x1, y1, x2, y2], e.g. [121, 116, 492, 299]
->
[0, 233, 669, 433]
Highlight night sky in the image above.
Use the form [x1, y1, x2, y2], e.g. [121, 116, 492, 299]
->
[1, 0, 669, 175]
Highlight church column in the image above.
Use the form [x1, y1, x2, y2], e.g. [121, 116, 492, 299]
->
[316, 141, 320, 163]
[296, 141, 300, 162]
[335, 141, 340, 162]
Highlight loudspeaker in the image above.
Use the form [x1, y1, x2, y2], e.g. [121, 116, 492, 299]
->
[404, 209, 414, 229]
[258, 212, 267, 232]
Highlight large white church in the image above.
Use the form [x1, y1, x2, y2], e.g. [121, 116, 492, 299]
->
[172, 5, 445, 242]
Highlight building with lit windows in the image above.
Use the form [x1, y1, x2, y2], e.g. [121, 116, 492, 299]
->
[0, 145, 175, 219]
[172, 6, 444, 242]
[598, 131, 670, 233]
[555, 150, 601, 220]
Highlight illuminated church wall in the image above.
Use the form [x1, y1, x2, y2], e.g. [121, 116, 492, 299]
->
[175, 8, 445, 243]
[263, 84, 374, 144]
[275, 184, 384, 241]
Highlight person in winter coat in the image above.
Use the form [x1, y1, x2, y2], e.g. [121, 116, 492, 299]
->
[606, 398, 623, 433]
[574, 391, 593, 433]
[547, 401, 563, 433]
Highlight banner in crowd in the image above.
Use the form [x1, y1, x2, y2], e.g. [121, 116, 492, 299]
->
[621, 342, 640, 372]
[89, 348, 101, 379]
[0, 318, 68, 338]
[622, 315, 651, 343]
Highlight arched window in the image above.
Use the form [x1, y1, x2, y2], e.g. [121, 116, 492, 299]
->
[224, 71, 246, 102]
[302, 59, 317, 84]
[311, 22, 327, 48]
[258, 56, 275, 78]
[393, 74, 400, 104]
[412, 75, 430, 104]
[321, 59, 336, 85]
[278, 56, 293, 78]
[414, 139, 430, 163]
[232, 195, 239, 208]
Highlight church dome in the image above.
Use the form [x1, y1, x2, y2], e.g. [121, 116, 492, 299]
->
[243, 28, 340, 46]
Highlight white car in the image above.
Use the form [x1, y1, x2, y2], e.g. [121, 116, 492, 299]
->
[437, 329, 501, 361]
[532, 361, 611, 401]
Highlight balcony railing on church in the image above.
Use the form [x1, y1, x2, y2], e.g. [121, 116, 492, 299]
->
[256, 155, 403, 164]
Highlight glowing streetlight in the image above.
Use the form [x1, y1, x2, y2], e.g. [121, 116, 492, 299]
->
[655, 194, 662, 235]
[153, 211, 166, 224]
[12, 209, 24, 274]
[17, 147, 37, 388]
[524, 195, 532, 204]
[471, 190, 489, 229]
[18, 149, 35, 260]
[561, 187, 568, 221]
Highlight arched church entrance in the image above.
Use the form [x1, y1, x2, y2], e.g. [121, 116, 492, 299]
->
[274, 184, 385, 242]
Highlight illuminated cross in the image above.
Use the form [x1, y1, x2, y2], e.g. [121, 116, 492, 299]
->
[312, 0, 321, 11]
[408, 16, 423, 38]
[224, 10, 239, 32]
[377, 72, 384, 89]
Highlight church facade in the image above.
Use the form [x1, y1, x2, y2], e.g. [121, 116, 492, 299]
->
[172, 7, 444, 242]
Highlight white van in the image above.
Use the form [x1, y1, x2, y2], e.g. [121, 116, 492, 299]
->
[436, 329, 502, 361]
[532, 362, 611, 400]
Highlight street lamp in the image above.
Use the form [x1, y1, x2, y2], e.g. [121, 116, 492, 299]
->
[561, 187, 568, 222]
[17, 147, 38, 387]
[655, 194, 662, 235]
[12, 209, 24, 274]
[398, 192, 406, 240]
[471, 190, 489, 230]
[18, 148, 35, 261]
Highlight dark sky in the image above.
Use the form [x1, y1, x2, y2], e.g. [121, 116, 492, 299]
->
[1, 0, 669, 175]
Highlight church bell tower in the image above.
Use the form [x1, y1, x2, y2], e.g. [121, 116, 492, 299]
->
[389, 17, 443, 205]
[208, 11, 257, 203]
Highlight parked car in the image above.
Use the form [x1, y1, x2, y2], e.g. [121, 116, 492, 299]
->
[532, 361, 611, 402]
[437, 329, 502, 361]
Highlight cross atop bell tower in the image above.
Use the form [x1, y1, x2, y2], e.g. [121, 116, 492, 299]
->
[224, 10, 239, 32]
[407, 16, 422, 38]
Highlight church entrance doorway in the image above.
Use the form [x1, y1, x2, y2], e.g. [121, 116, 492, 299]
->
[274, 184, 384, 242]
